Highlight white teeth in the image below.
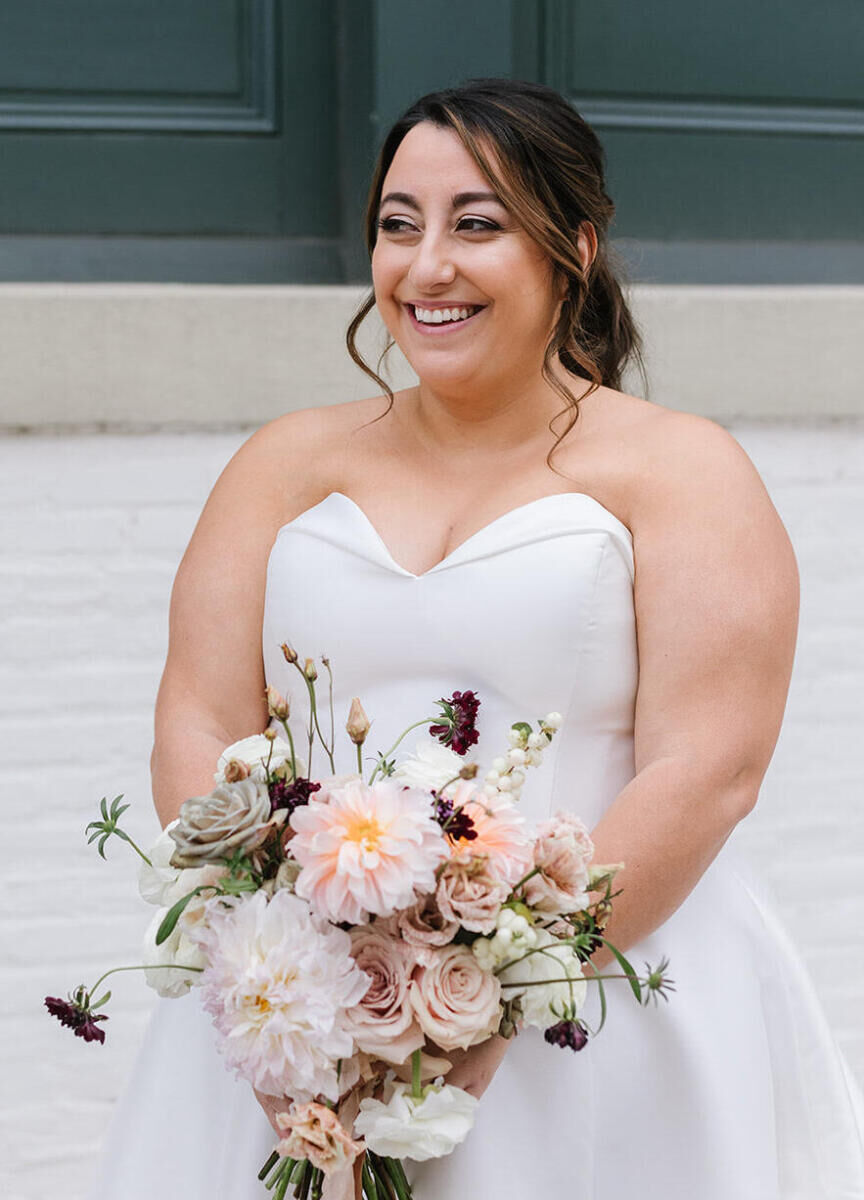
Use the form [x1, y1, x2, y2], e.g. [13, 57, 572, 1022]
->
[413, 305, 478, 325]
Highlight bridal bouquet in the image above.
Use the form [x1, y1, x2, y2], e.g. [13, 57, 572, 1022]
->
[46, 643, 674, 1200]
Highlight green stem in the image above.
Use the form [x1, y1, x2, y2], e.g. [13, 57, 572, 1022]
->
[288, 657, 317, 777]
[380, 1157, 411, 1200]
[356, 742, 363, 772]
[88, 961, 204, 997]
[324, 657, 336, 760]
[362, 1156, 380, 1200]
[367, 1153, 398, 1200]
[411, 1048, 422, 1100]
[123, 835, 153, 867]
[265, 1158, 293, 1191]
[279, 717, 298, 782]
[258, 1150, 280, 1181]
[368, 718, 436, 784]
[309, 682, 335, 774]
[499, 970, 644, 989]
[509, 865, 542, 893]
[273, 1158, 293, 1200]
[297, 1159, 313, 1200]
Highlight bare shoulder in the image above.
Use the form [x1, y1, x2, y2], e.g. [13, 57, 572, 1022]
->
[619, 403, 800, 635]
[625, 404, 783, 534]
[213, 395, 390, 524]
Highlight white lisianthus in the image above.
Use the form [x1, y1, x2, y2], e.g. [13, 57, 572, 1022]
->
[138, 823, 226, 908]
[214, 734, 301, 784]
[392, 737, 468, 795]
[141, 903, 208, 998]
[191, 889, 370, 1103]
[354, 1080, 479, 1161]
[497, 927, 587, 1027]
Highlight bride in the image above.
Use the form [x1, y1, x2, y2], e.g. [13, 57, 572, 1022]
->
[91, 78, 864, 1199]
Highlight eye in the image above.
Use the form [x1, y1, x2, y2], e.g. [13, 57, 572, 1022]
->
[456, 217, 501, 233]
[377, 216, 417, 233]
[376, 215, 502, 235]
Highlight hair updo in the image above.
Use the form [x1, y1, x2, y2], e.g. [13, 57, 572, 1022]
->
[346, 77, 647, 471]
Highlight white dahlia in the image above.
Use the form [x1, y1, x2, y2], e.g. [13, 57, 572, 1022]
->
[192, 890, 370, 1102]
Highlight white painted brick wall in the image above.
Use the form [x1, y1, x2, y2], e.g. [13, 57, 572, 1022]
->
[1, 422, 862, 1198]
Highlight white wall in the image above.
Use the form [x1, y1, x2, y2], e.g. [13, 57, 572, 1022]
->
[1, 422, 862, 1197]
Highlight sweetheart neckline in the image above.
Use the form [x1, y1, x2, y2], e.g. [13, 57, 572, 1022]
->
[271, 489, 633, 581]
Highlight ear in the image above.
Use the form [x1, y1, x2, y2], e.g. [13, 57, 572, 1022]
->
[577, 220, 598, 273]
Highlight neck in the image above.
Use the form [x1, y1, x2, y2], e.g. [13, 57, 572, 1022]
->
[406, 360, 584, 461]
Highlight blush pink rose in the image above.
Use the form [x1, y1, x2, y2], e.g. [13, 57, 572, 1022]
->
[435, 853, 509, 934]
[396, 895, 459, 967]
[275, 1101, 363, 1176]
[409, 944, 502, 1051]
[343, 928, 424, 1066]
[522, 810, 594, 913]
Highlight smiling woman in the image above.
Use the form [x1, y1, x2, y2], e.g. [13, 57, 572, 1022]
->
[85, 77, 864, 1200]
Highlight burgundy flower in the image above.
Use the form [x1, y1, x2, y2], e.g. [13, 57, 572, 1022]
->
[544, 1018, 589, 1052]
[45, 995, 108, 1044]
[268, 776, 321, 818]
[432, 791, 477, 842]
[429, 690, 480, 756]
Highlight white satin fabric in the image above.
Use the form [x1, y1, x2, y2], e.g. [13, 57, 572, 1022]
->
[88, 490, 864, 1199]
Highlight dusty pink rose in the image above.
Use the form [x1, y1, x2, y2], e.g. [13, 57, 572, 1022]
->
[396, 895, 459, 967]
[445, 781, 533, 887]
[522, 810, 595, 913]
[409, 943, 502, 1051]
[275, 1101, 363, 1176]
[343, 928, 424, 1066]
[435, 853, 509, 933]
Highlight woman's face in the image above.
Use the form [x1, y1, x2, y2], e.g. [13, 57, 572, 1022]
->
[371, 121, 564, 396]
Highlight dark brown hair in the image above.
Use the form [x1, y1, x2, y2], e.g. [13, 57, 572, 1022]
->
[346, 77, 648, 473]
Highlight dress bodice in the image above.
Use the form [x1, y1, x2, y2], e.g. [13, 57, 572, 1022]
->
[262, 490, 637, 829]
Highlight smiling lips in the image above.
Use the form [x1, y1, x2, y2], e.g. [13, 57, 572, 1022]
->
[404, 302, 486, 331]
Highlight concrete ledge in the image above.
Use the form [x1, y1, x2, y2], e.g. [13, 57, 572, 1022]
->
[1, 283, 862, 430]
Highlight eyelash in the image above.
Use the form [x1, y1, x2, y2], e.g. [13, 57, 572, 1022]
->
[376, 217, 501, 234]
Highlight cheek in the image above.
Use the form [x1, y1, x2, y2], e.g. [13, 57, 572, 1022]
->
[371, 245, 402, 303]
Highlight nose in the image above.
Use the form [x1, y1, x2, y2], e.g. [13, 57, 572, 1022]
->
[406, 227, 456, 291]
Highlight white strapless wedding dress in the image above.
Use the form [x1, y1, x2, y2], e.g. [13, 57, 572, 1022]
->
[88, 490, 864, 1199]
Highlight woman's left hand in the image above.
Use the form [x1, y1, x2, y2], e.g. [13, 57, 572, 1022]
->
[438, 1032, 513, 1099]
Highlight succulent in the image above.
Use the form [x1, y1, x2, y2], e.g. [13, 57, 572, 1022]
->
[168, 777, 279, 868]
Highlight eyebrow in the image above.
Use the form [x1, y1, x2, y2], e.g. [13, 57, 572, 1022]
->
[379, 190, 504, 211]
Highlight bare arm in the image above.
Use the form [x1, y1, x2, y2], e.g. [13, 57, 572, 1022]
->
[150, 409, 323, 827]
[587, 413, 800, 970]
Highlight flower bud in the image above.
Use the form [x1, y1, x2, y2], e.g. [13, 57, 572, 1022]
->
[223, 758, 250, 783]
[458, 763, 478, 780]
[303, 657, 318, 682]
[263, 727, 277, 741]
[346, 696, 370, 745]
[593, 899, 613, 930]
[266, 685, 290, 720]
[280, 643, 298, 664]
